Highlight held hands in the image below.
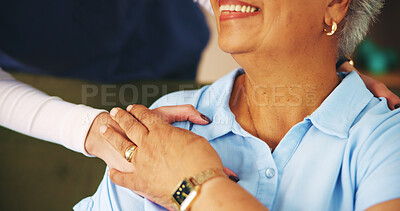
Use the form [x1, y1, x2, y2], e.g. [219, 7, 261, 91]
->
[101, 105, 224, 208]
[85, 112, 134, 172]
[84, 105, 213, 172]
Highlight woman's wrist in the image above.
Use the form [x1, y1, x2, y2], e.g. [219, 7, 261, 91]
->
[190, 177, 230, 211]
[171, 168, 226, 210]
[190, 177, 269, 211]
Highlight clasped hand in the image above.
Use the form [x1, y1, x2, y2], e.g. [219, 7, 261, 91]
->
[100, 105, 226, 209]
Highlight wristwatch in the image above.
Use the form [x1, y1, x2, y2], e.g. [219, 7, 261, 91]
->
[172, 168, 226, 211]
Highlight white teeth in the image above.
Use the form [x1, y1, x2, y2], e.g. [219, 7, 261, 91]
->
[219, 4, 259, 13]
[219, 5, 230, 12]
[235, 5, 241, 12]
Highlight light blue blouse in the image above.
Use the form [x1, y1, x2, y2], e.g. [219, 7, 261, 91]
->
[74, 69, 400, 211]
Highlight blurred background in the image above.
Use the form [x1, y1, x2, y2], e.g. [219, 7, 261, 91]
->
[1, 1, 399, 210]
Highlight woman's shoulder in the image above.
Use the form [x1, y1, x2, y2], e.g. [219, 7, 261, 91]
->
[347, 96, 400, 176]
[350, 97, 400, 141]
[347, 98, 400, 210]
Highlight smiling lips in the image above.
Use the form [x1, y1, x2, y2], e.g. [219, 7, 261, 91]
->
[218, 0, 261, 21]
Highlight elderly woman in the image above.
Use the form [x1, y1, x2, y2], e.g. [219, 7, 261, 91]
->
[74, 0, 400, 210]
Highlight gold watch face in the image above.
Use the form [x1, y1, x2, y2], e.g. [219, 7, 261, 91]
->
[172, 179, 195, 205]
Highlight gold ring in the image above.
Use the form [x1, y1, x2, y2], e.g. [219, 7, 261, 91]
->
[124, 145, 137, 162]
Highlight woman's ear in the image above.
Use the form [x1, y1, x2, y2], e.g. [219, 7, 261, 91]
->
[324, 0, 352, 25]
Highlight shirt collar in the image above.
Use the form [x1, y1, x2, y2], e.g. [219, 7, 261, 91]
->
[193, 69, 374, 141]
[307, 71, 373, 138]
[192, 69, 244, 141]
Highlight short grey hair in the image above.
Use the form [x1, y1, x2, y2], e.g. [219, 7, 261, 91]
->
[338, 0, 384, 57]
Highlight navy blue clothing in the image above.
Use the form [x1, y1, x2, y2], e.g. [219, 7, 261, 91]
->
[0, 0, 209, 82]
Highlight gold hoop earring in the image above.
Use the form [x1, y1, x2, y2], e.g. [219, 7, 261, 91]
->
[324, 20, 337, 36]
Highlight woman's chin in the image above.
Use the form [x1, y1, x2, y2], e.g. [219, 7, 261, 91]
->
[218, 40, 255, 55]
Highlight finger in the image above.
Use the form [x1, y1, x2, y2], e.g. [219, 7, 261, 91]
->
[127, 104, 166, 129]
[91, 112, 127, 137]
[366, 79, 400, 110]
[358, 73, 400, 110]
[109, 122, 129, 140]
[377, 88, 400, 110]
[110, 107, 148, 145]
[108, 168, 137, 190]
[383, 91, 400, 110]
[100, 125, 137, 160]
[152, 105, 212, 125]
[223, 167, 240, 183]
[375, 86, 400, 110]
[337, 61, 354, 73]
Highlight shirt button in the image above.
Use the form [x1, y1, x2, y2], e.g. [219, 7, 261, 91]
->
[265, 168, 276, 178]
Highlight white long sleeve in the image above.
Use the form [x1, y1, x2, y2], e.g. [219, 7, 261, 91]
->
[194, 0, 213, 14]
[0, 68, 106, 156]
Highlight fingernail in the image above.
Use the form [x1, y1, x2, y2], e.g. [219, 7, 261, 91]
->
[229, 175, 239, 183]
[200, 114, 212, 123]
[395, 104, 400, 109]
[110, 108, 118, 117]
[99, 125, 108, 134]
[126, 105, 133, 111]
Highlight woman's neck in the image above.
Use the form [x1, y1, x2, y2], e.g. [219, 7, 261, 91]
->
[229, 50, 339, 149]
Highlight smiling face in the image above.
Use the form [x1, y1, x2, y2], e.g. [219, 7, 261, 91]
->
[210, 0, 328, 57]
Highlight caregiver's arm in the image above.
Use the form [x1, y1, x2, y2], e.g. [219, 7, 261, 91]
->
[0, 67, 105, 155]
[0, 68, 211, 172]
[0, 67, 135, 170]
